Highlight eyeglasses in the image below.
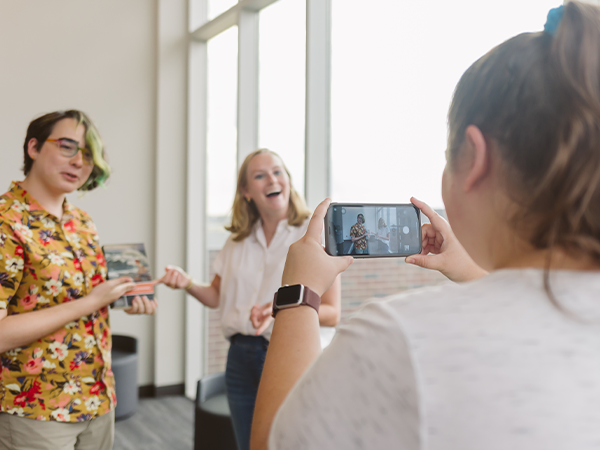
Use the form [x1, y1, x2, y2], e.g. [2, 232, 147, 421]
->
[46, 138, 94, 166]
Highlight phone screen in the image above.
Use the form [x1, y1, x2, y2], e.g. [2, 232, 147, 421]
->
[324, 203, 422, 257]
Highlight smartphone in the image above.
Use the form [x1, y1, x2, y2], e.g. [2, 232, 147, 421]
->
[324, 203, 422, 257]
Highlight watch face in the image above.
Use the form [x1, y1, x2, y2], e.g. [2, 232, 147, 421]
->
[276, 284, 304, 307]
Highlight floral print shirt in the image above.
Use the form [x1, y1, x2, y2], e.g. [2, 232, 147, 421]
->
[0, 182, 115, 422]
[350, 223, 367, 250]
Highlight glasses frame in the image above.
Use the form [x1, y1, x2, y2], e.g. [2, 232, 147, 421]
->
[46, 138, 94, 166]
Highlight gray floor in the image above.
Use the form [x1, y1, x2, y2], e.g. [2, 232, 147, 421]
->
[114, 396, 194, 450]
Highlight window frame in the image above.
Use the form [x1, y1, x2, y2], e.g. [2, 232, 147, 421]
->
[186, 0, 331, 397]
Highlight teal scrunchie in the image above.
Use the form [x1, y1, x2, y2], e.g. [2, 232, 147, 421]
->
[544, 5, 564, 36]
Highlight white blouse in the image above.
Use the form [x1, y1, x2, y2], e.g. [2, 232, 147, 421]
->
[212, 218, 310, 341]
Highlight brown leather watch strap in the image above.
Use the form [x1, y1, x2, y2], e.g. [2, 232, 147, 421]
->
[302, 287, 321, 315]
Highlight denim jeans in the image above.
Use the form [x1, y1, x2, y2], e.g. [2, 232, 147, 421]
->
[225, 334, 269, 450]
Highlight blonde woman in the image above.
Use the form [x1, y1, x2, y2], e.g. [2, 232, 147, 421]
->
[156, 149, 341, 450]
[375, 217, 391, 253]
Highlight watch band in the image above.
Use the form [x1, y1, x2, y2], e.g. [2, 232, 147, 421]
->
[272, 285, 321, 318]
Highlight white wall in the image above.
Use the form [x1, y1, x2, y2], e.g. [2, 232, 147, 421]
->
[0, 0, 187, 388]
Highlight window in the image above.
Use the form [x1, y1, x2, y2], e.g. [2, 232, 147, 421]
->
[258, 0, 307, 194]
[330, 0, 559, 209]
[206, 26, 238, 374]
[189, 0, 560, 385]
[208, 0, 237, 20]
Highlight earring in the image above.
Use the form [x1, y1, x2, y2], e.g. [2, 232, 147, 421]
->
[245, 197, 251, 203]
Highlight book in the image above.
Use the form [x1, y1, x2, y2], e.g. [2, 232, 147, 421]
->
[102, 243, 154, 309]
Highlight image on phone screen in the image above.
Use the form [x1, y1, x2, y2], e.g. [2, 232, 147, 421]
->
[325, 203, 422, 257]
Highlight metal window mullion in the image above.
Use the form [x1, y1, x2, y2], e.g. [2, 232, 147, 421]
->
[237, 8, 260, 167]
[185, 0, 208, 399]
[304, 0, 332, 208]
[190, 0, 279, 41]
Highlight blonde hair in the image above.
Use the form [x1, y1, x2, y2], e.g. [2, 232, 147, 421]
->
[226, 149, 311, 241]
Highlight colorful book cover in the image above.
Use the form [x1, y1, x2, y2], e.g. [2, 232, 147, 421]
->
[102, 243, 154, 309]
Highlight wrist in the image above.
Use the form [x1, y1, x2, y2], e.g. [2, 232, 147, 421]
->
[272, 284, 321, 318]
[184, 277, 195, 291]
[80, 293, 104, 315]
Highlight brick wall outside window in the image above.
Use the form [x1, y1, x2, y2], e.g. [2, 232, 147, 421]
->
[206, 251, 449, 375]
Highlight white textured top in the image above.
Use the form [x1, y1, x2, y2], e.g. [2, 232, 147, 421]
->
[212, 218, 309, 340]
[269, 269, 600, 450]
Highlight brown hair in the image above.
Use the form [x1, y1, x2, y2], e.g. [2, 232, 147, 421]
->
[226, 149, 311, 241]
[448, 1, 600, 267]
[23, 110, 111, 191]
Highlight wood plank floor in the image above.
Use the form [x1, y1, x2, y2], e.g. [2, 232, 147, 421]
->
[114, 396, 194, 450]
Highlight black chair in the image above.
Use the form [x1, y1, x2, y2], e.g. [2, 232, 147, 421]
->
[112, 335, 138, 421]
[194, 372, 237, 450]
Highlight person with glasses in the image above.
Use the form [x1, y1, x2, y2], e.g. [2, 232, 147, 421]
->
[0, 110, 156, 450]
[350, 213, 368, 254]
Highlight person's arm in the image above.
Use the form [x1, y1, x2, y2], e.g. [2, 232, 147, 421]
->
[251, 199, 353, 450]
[250, 273, 342, 335]
[318, 275, 341, 326]
[350, 229, 357, 242]
[405, 197, 488, 282]
[0, 277, 135, 354]
[155, 265, 220, 308]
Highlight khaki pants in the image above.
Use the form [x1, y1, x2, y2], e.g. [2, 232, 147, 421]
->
[0, 410, 114, 450]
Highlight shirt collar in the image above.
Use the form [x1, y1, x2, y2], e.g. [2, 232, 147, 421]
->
[251, 218, 291, 247]
[9, 180, 72, 223]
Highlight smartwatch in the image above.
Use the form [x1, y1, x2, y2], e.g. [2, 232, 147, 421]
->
[272, 284, 321, 318]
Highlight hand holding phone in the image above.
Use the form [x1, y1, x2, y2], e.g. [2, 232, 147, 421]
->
[405, 197, 488, 282]
[324, 203, 422, 257]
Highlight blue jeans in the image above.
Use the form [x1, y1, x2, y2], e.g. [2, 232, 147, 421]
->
[225, 334, 269, 450]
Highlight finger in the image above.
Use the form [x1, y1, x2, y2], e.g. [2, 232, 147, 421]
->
[334, 255, 354, 273]
[179, 273, 192, 290]
[167, 265, 189, 278]
[163, 271, 178, 288]
[114, 276, 134, 285]
[118, 282, 137, 296]
[260, 301, 272, 312]
[256, 316, 273, 336]
[405, 253, 441, 271]
[124, 296, 140, 314]
[151, 275, 165, 286]
[411, 197, 450, 233]
[132, 296, 145, 314]
[147, 300, 158, 314]
[305, 198, 331, 241]
[250, 306, 261, 328]
[141, 296, 155, 315]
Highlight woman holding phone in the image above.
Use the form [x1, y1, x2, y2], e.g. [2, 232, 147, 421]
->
[0, 110, 156, 450]
[156, 149, 341, 450]
[252, 3, 600, 449]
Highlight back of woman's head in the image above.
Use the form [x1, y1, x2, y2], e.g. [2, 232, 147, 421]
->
[448, 1, 600, 264]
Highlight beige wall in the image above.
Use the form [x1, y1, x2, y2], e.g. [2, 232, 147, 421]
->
[0, 0, 187, 388]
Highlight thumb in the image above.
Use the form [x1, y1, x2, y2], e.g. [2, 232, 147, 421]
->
[405, 254, 440, 271]
[337, 256, 354, 272]
[114, 276, 134, 285]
